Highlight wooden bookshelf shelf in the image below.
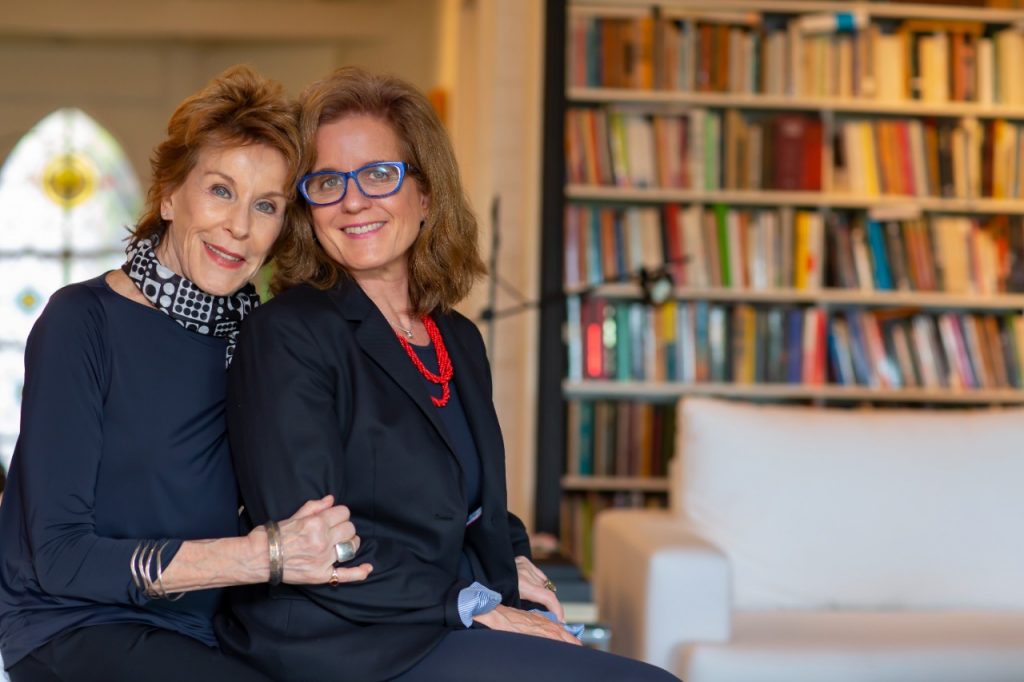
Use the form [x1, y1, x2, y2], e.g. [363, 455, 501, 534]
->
[573, 0, 1024, 23]
[567, 186, 1024, 215]
[561, 475, 671, 492]
[570, 283, 1024, 311]
[563, 379, 1024, 404]
[569, 87, 1024, 120]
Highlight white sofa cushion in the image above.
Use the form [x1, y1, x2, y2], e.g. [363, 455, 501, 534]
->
[677, 398, 1024, 610]
[680, 610, 1024, 682]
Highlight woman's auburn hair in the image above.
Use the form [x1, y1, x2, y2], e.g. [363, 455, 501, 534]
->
[271, 66, 486, 314]
[129, 65, 302, 260]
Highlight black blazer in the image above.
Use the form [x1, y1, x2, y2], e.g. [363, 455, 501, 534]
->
[215, 281, 531, 682]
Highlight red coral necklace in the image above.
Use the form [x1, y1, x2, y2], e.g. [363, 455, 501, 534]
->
[394, 315, 453, 407]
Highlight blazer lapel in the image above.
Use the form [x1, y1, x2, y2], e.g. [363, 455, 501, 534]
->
[327, 281, 457, 457]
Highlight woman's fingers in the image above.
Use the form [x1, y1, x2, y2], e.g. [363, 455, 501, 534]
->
[319, 504, 352, 527]
[522, 610, 578, 645]
[474, 605, 581, 646]
[514, 556, 565, 622]
[332, 521, 358, 546]
[329, 563, 373, 584]
[519, 581, 565, 622]
[289, 495, 335, 519]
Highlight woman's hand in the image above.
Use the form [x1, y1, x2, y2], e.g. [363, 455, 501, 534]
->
[515, 555, 564, 622]
[473, 604, 581, 645]
[251, 495, 373, 585]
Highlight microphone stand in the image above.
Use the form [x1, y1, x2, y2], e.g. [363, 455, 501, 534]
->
[485, 196, 500, 354]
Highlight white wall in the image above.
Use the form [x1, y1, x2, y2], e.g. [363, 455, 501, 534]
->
[445, 0, 545, 531]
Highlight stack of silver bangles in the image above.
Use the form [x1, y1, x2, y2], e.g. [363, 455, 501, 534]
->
[130, 540, 185, 600]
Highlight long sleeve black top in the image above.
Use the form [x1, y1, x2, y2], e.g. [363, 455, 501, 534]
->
[0, 275, 239, 668]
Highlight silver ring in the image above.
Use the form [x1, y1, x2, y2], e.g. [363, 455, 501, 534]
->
[335, 540, 356, 563]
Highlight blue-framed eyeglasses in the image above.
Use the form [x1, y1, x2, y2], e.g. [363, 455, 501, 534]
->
[298, 161, 411, 206]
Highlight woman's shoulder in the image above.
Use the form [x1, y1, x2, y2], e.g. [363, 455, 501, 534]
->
[261, 283, 338, 313]
[246, 283, 340, 330]
[439, 307, 483, 342]
[37, 275, 111, 325]
[25, 276, 115, 360]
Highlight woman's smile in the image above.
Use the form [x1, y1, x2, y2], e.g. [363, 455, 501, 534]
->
[204, 241, 246, 266]
[341, 220, 386, 237]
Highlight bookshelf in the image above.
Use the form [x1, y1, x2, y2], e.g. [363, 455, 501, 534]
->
[534, 0, 1024, 574]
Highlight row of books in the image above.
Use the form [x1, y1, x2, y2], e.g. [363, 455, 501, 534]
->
[568, 296, 1024, 390]
[569, 296, 828, 384]
[559, 490, 665, 576]
[838, 118, 1024, 200]
[566, 400, 676, 478]
[829, 213, 1024, 295]
[566, 105, 1024, 199]
[566, 106, 821, 191]
[567, 10, 1024, 105]
[830, 309, 1024, 390]
[564, 203, 1024, 295]
[564, 203, 823, 291]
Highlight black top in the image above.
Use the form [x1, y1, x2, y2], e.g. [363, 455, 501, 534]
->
[411, 341, 483, 515]
[0, 275, 240, 668]
[411, 341, 484, 584]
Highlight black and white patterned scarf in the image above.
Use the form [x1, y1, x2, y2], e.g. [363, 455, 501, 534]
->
[122, 237, 260, 368]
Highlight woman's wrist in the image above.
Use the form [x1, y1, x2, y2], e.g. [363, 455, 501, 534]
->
[243, 526, 272, 584]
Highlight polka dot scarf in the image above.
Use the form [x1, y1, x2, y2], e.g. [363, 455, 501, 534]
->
[122, 237, 260, 368]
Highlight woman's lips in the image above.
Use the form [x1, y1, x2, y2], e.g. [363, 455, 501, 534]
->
[204, 242, 245, 268]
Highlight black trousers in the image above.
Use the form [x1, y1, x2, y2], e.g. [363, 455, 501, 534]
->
[389, 628, 682, 682]
[8, 623, 273, 682]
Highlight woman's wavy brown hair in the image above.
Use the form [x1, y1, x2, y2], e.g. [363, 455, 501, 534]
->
[272, 67, 486, 314]
[129, 65, 301, 261]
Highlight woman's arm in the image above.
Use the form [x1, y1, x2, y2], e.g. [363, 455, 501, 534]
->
[156, 495, 370, 593]
[19, 287, 365, 604]
[19, 287, 151, 603]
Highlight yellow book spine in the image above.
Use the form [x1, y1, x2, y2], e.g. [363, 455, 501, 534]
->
[794, 210, 811, 290]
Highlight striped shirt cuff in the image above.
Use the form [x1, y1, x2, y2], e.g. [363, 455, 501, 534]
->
[457, 581, 502, 628]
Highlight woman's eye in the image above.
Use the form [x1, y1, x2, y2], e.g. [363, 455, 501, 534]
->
[212, 184, 232, 198]
[255, 200, 278, 215]
[319, 175, 342, 189]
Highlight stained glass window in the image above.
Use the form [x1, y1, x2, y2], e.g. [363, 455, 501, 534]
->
[0, 109, 142, 470]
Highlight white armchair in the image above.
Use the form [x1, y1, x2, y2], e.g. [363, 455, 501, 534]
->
[594, 510, 730, 666]
[595, 397, 1024, 682]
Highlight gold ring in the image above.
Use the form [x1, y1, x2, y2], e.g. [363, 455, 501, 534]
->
[543, 579, 557, 593]
[329, 567, 340, 587]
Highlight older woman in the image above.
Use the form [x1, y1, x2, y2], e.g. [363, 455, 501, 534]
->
[0, 66, 371, 682]
[217, 67, 679, 682]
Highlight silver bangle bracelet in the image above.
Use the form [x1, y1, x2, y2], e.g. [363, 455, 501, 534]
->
[266, 521, 284, 586]
[130, 539, 185, 601]
[129, 541, 147, 592]
[152, 540, 186, 602]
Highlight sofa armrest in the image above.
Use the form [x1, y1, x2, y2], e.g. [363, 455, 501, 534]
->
[594, 508, 731, 671]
